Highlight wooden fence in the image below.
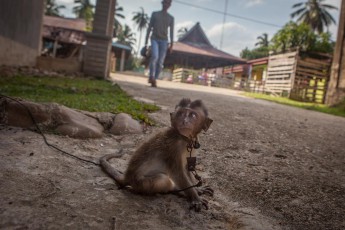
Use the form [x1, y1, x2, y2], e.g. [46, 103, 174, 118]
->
[172, 51, 331, 103]
[172, 68, 210, 86]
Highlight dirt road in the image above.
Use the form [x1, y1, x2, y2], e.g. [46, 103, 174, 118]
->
[1, 73, 344, 230]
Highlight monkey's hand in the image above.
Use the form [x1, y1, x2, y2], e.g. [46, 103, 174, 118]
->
[197, 186, 214, 196]
[190, 197, 209, 212]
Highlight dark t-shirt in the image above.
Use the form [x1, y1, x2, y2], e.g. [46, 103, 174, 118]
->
[148, 10, 174, 42]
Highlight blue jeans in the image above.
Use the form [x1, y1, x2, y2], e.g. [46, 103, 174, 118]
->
[149, 39, 168, 80]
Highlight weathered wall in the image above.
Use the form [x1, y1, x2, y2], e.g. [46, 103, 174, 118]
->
[83, 0, 116, 78]
[0, 0, 44, 66]
[37, 57, 82, 73]
[326, 0, 345, 105]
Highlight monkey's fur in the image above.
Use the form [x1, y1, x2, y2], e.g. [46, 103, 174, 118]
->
[100, 98, 213, 211]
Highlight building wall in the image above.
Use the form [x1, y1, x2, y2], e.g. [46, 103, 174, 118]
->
[83, 0, 116, 78]
[0, 0, 44, 66]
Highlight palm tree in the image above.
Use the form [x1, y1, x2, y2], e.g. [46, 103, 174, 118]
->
[255, 33, 269, 47]
[45, 0, 65, 17]
[132, 7, 149, 55]
[73, 0, 95, 31]
[291, 0, 338, 34]
[113, 2, 125, 37]
[177, 27, 188, 39]
[117, 24, 137, 49]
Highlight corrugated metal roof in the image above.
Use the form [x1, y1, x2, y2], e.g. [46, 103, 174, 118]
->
[44, 16, 86, 31]
[42, 16, 86, 44]
[112, 42, 132, 51]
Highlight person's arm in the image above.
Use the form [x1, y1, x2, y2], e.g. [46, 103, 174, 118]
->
[169, 16, 174, 53]
[145, 13, 154, 46]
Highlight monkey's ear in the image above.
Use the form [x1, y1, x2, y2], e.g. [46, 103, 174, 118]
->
[203, 118, 213, 132]
[177, 98, 191, 108]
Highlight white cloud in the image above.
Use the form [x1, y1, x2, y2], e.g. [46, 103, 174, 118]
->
[206, 22, 256, 56]
[245, 0, 264, 8]
[175, 21, 195, 30]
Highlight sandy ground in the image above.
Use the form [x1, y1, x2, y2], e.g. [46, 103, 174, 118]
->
[0, 73, 344, 230]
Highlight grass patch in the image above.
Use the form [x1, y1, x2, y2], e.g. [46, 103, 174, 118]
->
[0, 75, 160, 125]
[243, 92, 345, 118]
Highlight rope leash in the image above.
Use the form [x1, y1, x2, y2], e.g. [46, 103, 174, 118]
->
[0, 94, 100, 166]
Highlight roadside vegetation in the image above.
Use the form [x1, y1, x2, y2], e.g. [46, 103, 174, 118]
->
[0, 75, 160, 125]
[244, 92, 345, 118]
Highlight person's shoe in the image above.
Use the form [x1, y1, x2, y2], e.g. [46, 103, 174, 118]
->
[151, 79, 157, 87]
[148, 77, 153, 84]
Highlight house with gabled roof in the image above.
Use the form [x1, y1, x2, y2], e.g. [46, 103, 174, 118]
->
[39, 15, 131, 73]
[165, 22, 245, 69]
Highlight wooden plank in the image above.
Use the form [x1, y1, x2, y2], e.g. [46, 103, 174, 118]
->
[268, 59, 296, 67]
[269, 51, 297, 60]
[295, 69, 328, 78]
[266, 79, 291, 84]
[294, 74, 327, 81]
[265, 85, 291, 89]
[296, 64, 328, 73]
[302, 57, 331, 66]
[266, 74, 291, 80]
[297, 60, 329, 69]
[265, 83, 291, 88]
[267, 70, 294, 76]
[266, 65, 294, 72]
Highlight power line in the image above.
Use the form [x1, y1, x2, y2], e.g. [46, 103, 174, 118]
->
[174, 0, 282, 28]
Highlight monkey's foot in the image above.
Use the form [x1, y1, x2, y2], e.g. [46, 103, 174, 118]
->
[197, 186, 214, 196]
[190, 198, 209, 212]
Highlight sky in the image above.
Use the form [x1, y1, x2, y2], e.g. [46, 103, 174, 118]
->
[57, 0, 341, 57]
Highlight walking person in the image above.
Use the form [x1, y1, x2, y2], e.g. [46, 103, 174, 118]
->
[144, 0, 174, 87]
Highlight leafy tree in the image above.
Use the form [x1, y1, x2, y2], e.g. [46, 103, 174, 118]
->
[291, 0, 338, 34]
[310, 32, 334, 53]
[73, 0, 94, 31]
[117, 24, 137, 49]
[45, 0, 65, 17]
[241, 21, 334, 60]
[132, 7, 149, 54]
[255, 33, 269, 47]
[270, 22, 334, 53]
[113, 2, 125, 37]
[270, 22, 311, 52]
[240, 46, 269, 60]
[177, 27, 188, 39]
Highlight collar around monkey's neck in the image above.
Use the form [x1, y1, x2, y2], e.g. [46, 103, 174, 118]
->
[186, 136, 201, 151]
[172, 128, 201, 149]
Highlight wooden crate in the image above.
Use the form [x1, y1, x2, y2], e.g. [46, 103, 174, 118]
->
[265, 51, 297, 95]
[291, 56, 331, 103]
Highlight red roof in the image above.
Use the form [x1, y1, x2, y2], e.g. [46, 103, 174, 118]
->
[173, 42, 244, 62]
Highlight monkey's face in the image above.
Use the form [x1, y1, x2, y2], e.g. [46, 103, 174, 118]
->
[170, 107, 212, 138]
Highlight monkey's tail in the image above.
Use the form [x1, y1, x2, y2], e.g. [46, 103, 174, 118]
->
[100, 150, 126, 188]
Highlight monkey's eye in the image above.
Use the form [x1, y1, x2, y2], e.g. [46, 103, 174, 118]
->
[190, 112, 197, 119]
[176, 111, 183, 117]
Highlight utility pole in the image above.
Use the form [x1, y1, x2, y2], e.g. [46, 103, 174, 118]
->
[325, 0, 345, 105]
[219, 0, 228, 49]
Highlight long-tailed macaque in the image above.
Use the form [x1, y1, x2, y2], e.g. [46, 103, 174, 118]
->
[100, 98, 213, 211]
